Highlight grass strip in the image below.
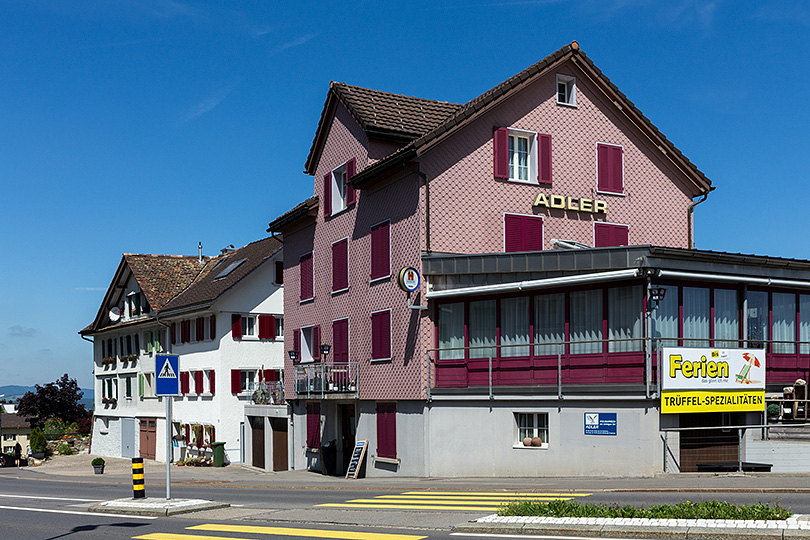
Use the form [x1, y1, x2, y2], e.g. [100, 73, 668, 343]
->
[498, 499, 792, 520]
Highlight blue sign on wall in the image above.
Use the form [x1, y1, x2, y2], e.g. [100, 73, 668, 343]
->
[584, 412, 617, 436]
[155, 355, 180, 396]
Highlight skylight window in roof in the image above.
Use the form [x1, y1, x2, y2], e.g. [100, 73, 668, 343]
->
[214, 258, 247, 280]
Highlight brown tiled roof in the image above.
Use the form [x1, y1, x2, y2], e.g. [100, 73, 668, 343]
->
[1, 413, 31, 430]
[160, 236, 282, 313]
[266, 196, 319, 234]
[351, 41, 712, 196]
[125, 254, 210, 311]
[304, 83, 460, 174]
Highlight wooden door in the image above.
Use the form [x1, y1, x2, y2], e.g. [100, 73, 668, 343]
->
[139, 418, 156, 460]
[339, 404, 356, 476]
[271, 418, 288, 471]
[250, 416, 265, 469]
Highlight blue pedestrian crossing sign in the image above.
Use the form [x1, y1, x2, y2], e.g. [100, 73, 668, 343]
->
[156, 355, 180, 396]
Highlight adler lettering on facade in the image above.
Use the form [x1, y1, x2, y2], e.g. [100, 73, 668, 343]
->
[532, 193, 607, 213]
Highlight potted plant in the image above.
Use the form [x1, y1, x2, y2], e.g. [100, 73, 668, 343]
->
[91, 457, 105, 474]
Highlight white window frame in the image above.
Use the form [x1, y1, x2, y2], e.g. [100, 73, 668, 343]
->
[556, 74, 576, 107]
[203, 369, 215, 395]
[331, 161, 350, 216]
[332, 236, 350, 294]
[240, 369, 257, 394]
[300, 325, 315, 364]
[507, 128, 538, 184]
[275, 316, 284, 339]
[241, 315, 257, 339]
[595, 141, 625, 196]
[371, 308, 392, 363]
[514, 411, 549, 449]
[142, 372, 156, 398]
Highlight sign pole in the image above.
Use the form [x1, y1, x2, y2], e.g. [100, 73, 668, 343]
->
[165, 396, 171, 500]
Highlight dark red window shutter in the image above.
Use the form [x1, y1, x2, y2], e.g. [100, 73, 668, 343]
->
[181, 320, 191, 343]
[346, 158, 357, 206]
[524, 216, 543, 251]
[258, 315, 270, 339]
[230, 369, 241, 394]
[376, 402, 397, 459]
[300, 253, 313, 301]
[493, 127, 509, 179]
[614, 224, 629, 246]
[595, 223, 629, 247]
[538, 133, 552, 184]
[170, 323, 176, 345]
[196, 317, 204, 341]
[372, 311, 391, 359]
[275, 261, 284, 284]
[180, 371, 189, 394]
[504, 214, 522, 252]
[209, 370, 216, 394]
[333, 319, 349, 364]
[263, 369, 273, 383]
[194, 371, 203, 393]
[210, 426, 215, 443]
[505, 215, 542, 252]
[598, 143, 623, 194]
[185, 424, 190, 445]
[371, 221, 390, 279]
[312, 325, 321, 360]
[323, 173, 332, 217]
[209, 315, 216, 340]
[231, 314, 242, 339]
[293, 329, 301, 362]
[332, 238, 348, 292]
[306, 402, 321, 448]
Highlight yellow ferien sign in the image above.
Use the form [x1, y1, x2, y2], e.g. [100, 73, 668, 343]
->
[661, 390, 765, 414]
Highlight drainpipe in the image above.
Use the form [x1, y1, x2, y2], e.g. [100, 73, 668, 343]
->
[404, 163, 430, 254]
[155, 312, 172, 355]
[687, 192, 710, 249]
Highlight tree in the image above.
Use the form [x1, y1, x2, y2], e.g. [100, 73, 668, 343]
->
[16, 374, 88, 428]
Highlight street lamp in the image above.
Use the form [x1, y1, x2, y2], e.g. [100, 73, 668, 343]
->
[649, 286, 666, 309]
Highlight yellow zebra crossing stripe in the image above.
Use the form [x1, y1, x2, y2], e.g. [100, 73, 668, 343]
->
[315, 490, 590, 511]
[135, 524, 427, 540]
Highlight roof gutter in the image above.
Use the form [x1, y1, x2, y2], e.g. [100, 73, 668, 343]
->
[350, 148, 417, 189]
[658, 270, 810, 289]
[426, 269, 642, 299]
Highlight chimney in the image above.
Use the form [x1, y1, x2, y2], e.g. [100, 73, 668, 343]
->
[198, 242, 203, 263]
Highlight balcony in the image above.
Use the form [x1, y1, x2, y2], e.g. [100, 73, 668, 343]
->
[251, 380, 285, 406]
[294, 362, 358, 399]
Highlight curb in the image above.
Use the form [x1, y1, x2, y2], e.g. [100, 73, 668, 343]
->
[87, 498, 230, 517]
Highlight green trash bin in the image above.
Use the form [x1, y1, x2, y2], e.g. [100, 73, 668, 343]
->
[212, 441, 226, 467]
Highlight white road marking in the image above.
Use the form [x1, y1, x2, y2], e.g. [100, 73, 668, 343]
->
[0, 493, 101, 502]
[0, 504, 157, 519]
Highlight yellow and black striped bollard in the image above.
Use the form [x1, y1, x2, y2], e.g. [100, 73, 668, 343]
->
[132, 457, 145, 499]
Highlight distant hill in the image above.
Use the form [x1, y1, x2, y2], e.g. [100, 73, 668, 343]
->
[0, 385, 94, 410]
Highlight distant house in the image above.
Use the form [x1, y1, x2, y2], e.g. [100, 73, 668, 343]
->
[1, 413, 32, 454]
[80, 237, 286, 469]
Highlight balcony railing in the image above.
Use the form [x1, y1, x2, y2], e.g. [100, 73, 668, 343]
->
[429, 337, 810, 399]
[294, 362, 358, 399]
[251, 380, 285, 405]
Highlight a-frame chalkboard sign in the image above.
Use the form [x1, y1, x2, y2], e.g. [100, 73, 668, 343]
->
[345, 439, 368, 479]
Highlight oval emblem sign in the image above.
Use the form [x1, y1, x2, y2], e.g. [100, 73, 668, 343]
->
[397, 266, 421, 293]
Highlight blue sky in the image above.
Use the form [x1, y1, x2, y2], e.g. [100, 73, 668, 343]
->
[1, 0, 808, 388]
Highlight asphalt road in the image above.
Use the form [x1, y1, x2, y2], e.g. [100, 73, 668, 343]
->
[1, 465, 808, 540]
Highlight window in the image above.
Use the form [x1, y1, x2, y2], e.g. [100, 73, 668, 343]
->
[241, 315, 256, 337]
[608, 285, 643, 352]
[501, 297, 530, 357]
[195, 317, 205, 342]
[181, 320, 191, 343]
[714, 289, 739, 348]
[306, 402, 321, 449]
[299, 325, 321, 363]
[139, 373, 156, 398]
[145, 330, 162, 354]
[773, 293, 796, 354]
[597, 143, 624, 194]
[300, 252, 314, 301]
[556, 74, 576, 106]
[469, 300, 496, 359]
[534, 293, 564, 356]
[683, 287, 709, 347]
[651, 285, 678, 347]
[370, 221, 390, 281]
[275, 316, 284, 338]
[376, 402, 397, 459]
[570, 290, 602, 354]
[205, 369, 216, 394]
[180, 371, 190, 394]
[323, 158, 356, 217]
[801, 295, 810, 354]
[438, 302, 464, 361]
[124, 376, 132, 399]
[371, 310, 391, 361]
[515, 412, 549, 447]
[493, 128, 551, 184]
[332, 237, 349, 292]
[230, 369, 258, 393]
[504, 214, 543, 253]
[594, 222, 629, 247]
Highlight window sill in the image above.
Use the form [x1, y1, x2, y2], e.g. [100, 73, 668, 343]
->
[374, 455, 399, 465]
[331, 287, 349, 296]
[300, 297, 314, 305]
[506, 178, 541, 185]
[328, 206, 350, 219]
[595, 189, 625, 197]
[513, 444, 549, 450]
[370, 275, 390, 284]
[371, 356, 392, 363]
[199, 392, 213, 397]
[556, 101, 577, 108]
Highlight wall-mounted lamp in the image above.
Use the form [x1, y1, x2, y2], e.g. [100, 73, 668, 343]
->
[288, 350, 299, 362]
[649, 286, 667, 309]
[320, 344, 331, 358]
